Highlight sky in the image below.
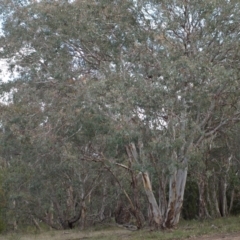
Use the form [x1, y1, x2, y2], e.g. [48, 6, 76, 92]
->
[0, 20, 19, 83]
[0, 17, 9, 83]
[0, 59, 11, 83]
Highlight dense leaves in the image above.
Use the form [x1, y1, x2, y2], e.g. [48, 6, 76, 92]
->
[0, 0, 240, 230]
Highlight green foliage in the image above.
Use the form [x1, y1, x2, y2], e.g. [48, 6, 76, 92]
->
[0, 171, 7, 233]
[182, 179, 199, 220]
[0, 0, 240, 231]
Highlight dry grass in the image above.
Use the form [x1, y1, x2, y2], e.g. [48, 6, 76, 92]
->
[1, 215, 240, 240]
[0, 227, 132, 240]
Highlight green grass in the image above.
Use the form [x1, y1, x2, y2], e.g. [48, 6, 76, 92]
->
[1, 216, 240, 240]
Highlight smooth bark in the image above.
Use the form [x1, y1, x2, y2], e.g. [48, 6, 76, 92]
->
[164, 166, 188, 228]
[141, 172, 162, 228]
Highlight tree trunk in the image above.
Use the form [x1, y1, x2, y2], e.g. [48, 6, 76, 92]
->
[206, 182, 215, 218]
[99, 179, 107, 221]
[125, 143, 145, 229]
[130, 174, 145, 229]
[198, 177, 210, 219]
[32, 217, 42, 231]
[164, 166, 188, 228]
[158, 173, 167, 218]
[142, 167, 188, 229]
[12, 200, 18, 231]
[228, 189, 234, 214]
[219, 176, 228, 217]
[141, 172, 162, 229]
[80, 200, 86, 229]
[209, 174, 221, 217]
[66, 185, 74, 219]
[46, 202, 54, 230]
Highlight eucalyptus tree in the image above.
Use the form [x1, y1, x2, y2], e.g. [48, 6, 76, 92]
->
[199, 124, 240, 218]
[90, 0, 240, 228]
[0, 0, 145, 229]
[0, 0, 240, 230]
[0, 0, 118, 224]
[0, 78, 112, 229]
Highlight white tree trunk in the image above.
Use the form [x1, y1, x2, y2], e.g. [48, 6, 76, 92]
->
[141, 172, 162, 228]
[164, 166, 188, 228]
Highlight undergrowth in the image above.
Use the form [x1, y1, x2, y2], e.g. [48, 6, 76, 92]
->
[0, 215, 240, 240]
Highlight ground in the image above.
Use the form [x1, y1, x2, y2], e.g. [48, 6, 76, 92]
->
[1, 229, 240, 240]
[1, 216, 240, 240]
[191, 233, 240, 240]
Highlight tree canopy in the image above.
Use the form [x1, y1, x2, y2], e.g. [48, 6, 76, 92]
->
[0, 0, 240, 231]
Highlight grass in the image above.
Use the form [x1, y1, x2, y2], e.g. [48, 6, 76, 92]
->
[1, 215, 240, 240]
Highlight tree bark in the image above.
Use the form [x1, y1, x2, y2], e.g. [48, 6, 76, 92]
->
[158, 173, 167, 218]
[80, 200, 86, 229]
[32, 217, 42, 231]
[198, 177, 210, 219]
[219, 176, 228, 217]
[209, 182, 221, 218]
[164, 166, 188, 228]
[99, 179, 107, 221]
[66, 185, 74, 219]
[124, 144, 145, 228]
[141, 172, 162, 229]
[228, 189, 234, 214]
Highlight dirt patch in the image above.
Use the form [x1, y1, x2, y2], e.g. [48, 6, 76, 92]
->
[189, 232, 240, 240]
